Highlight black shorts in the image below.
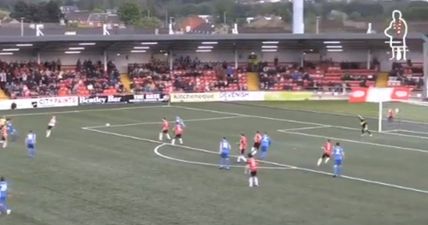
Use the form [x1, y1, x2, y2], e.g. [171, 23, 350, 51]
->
[240, 148, 246, 154]
[1, 136, 6, 141]
[321, 153, 330, 159]
[175, 134, 182, 139]
[253, 142, 260, 149]
[47, 125, 53, 130]
[250, 171, 257, 177]
[162, 129, 168, 134]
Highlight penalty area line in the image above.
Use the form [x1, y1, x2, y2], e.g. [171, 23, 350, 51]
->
[82, 115, 246, 129]
[278, 125, 331, 132]
[154, 143, 294, 170]
[173, 105, 428, 141]
[83, 127, 428, 195]
[277, 129, 428, 154]
[3, 105, 170, 117]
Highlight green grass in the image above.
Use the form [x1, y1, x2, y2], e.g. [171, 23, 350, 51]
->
[249, 100, 428, 122]
[0, 101, 427, 225]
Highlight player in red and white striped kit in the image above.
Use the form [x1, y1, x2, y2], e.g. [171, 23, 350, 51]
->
[171, 122, 184, 145]
[237, 133, 248, 162]
[317, 139, 333, 166]
[387, 108, 395, 122]
[245, 152, 259, 187]
[159, 117, 171, 141]
[46, 116, 56, 138]
[250, 131, 262, 154]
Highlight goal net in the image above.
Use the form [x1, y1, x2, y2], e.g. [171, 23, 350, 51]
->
[381, 101, 428, 137]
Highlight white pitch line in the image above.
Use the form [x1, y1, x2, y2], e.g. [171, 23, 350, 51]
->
[82, 115, 245, 129]
[154, 143, 294, 170]
[375, 131, 428, 140]
[83, 127, 428, 195]
[174, 105, 428, 140]
[279, 125, 331, 132]
[396, 129, 428, 135]
[84, 126, 294, 170]
[174, 105, 323, 126]
[277, 129, 428, 154]
[3, 105, 169, 117]
[382, 129, 400, 133]
[235, 101, 428, 126]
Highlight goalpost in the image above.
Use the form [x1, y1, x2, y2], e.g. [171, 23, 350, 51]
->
[350, 87, 410, 133]
[378, 101, 383, 133]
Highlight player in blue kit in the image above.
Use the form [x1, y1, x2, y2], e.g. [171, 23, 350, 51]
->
[25, 130, 37, 159]
[6, 119, 17, 142]
[332, 142, 345, 177]
[219, 137, 231, 170]
[0, 177, 11, 215]
[259, 133, 271, 160]
[176, 116, 186, 127]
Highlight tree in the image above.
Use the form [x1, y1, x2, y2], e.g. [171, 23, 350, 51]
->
[214, 0, 236, 24]
[135, 17, 162, 28]
[118, 1, 142, 25]
[178, 4, 200, 16]
[0, 9, 9, 21]
[404, 6, 428, 21]
[349, 11, 362, 20]
[45, 0, 62, 22]
[9, 1, 29, 21]
[10, 0, 61, 23]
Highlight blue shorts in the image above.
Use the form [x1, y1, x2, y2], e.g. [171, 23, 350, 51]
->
[27, 143, 35, 149]
[260, 146, 269, 152]
[220, 152, 229, 159]
[335, 159, 343, 166]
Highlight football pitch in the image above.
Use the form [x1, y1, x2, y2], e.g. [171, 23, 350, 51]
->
[1, 101, 427, 225]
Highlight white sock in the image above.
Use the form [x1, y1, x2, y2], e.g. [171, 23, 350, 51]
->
[179, 138, 183, 144]
[317, 158, 322, 166]
[237, 156, 241, 162]
[249, 177, 253, 187]
[159, 133, 163, 141]
[2, 141, 6, 148]
[254, 177, 259, 186]
[237, 155, 244, 162]
[171, 139, 175, 145]
[166, 133, 171, 140]
[46, 130, 51, 138]
[324, 157, 330, 164]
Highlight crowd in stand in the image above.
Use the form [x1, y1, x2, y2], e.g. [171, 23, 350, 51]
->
[390, 62, 424, 89]
[0, 59, 123, 98]
[0, 56, 423, 98]
[128, 56, 246, 94]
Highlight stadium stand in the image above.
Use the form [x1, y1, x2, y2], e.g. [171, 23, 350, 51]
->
[0, 55, 423, 98]
[0, 59, 124, 98]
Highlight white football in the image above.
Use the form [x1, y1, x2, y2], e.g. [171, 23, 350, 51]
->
[105, 123, 110, 127]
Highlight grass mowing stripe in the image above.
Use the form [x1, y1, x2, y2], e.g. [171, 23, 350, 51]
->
[83, 115, 245, 129]
[278, 129, 428, 154]
[84, 127, 428, 195]
[229, 101, 428, 125]
[154, 143, 295, 170]
[176, 105, 428, 145]
[3, 105, 169, 117]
